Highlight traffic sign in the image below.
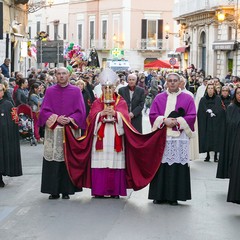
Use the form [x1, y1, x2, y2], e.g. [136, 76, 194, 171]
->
[169, 57, 177, 66]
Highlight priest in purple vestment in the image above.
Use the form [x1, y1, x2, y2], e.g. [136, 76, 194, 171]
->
[38, 67, 86, 200]
[148, 72, 196, 205]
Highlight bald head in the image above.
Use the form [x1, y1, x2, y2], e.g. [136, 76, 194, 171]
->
[179, 76, 187, 90]
[127, 74, 137, 88]
[56, 67, 70, 87]
[127, 74, 137, 81]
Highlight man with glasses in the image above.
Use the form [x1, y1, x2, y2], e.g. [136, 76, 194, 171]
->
[148, 72, 196, 205]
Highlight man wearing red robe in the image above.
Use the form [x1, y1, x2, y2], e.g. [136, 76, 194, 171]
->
[64, 68, 167, 198]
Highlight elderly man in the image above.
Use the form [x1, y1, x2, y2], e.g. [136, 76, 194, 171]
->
[148, 72, 196, 205]
[118, 74, 145, 133]
[38, 67, 86, 200]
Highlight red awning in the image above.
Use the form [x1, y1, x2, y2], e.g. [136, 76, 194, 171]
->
[175, 46, 189, 53]
[144, 59, 179, 69]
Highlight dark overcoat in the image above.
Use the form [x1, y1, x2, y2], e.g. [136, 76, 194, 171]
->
[118, 86, 145, 133]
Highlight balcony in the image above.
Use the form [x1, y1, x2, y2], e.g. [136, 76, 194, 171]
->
[173, 0, 234, 18]
[90, 39, 111, 50]
[137, 39, 163, 51]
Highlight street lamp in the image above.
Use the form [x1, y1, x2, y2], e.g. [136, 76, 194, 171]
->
[164, 23, 181, 39]
[113, 34, 124, 47]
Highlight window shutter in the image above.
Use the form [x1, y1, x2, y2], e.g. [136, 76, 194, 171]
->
[141, 19, 147, 39]
[158, 19, 163, 39]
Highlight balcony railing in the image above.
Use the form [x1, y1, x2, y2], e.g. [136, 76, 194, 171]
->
[89, 38, 164, 50]
[137, 39, 163, 50]
[90, 39, 110, 50]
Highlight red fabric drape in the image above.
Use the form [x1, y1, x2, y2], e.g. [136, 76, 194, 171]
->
[64, 95, 167, 191]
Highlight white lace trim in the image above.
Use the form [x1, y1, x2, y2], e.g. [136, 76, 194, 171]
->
[162, 131, 190, 165]
[43, 126, 81, 162]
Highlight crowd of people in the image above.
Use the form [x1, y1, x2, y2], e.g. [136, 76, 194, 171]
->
[1, 58, 240, 206]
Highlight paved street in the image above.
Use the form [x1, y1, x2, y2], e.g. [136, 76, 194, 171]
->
[0, 115, 239, 240]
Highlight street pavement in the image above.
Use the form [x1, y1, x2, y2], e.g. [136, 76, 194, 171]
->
[0, 114, 239, 240]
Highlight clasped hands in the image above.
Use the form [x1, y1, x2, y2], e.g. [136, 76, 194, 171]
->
[57, 115, 71, 125]
[100, 106, 115, 117]
[163, 118, 178, 128]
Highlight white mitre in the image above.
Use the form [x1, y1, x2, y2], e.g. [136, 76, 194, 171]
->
[98, 68, 118, 86]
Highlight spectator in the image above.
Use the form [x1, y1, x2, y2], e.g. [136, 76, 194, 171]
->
[118, 74, 145, 133]
[0, 58, 10, 78]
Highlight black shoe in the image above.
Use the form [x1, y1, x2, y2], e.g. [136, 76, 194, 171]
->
[49, 194, 60, 200]
[204, 157, 210, 162]
[94, 195, 104, 198]
[62, 194, 70, 200]
[168, 201, 178, 206]
[214, 158, 218, 162]
[0, 181, 5, 188]
[153, 200, 166, 204]
[111, 195, 120, 199]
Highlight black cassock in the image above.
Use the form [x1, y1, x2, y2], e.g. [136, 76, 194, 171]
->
[225, 103, 240, 204]
[197, 94, 225, 153]
[0, 99, 22, 176]
[216, 95, 232, 179]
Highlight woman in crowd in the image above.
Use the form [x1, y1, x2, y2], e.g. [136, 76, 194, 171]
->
[75, 79, 92, 116]
[220, 85, 232, 110]
[0, 83, 22, 187]
[197, 83, 225, 162]
[15, 78, 29, 106]
[28, 83, 43, 143]
[2, 80, 14, 105]
[226, 87, 240, 204]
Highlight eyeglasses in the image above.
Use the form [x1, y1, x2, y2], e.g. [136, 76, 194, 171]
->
[167, 79, 179, 83]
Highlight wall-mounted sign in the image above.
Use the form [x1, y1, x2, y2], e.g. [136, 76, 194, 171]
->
[111, 48, 124, 58]
[212, 41, 236, 51]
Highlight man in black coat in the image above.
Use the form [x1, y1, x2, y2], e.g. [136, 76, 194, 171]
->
[118, 74, 145, 133]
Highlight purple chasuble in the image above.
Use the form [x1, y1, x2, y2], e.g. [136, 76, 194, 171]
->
[38, 84, 86, 129]
[149, 91, 196, 131]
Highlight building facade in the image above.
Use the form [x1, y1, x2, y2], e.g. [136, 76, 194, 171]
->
[174, 0, 239, 79]
[28, 0, 180, 71]
[0, 0, 29, 75]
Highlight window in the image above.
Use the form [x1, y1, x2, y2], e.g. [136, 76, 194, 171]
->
[90, 20, 94, 47]
[54, 24, 59, 40]
[63, 24, 67, 40]
[46, 25, 49, 35]
[102, 20, 107, 39]
[29, 26, 32, 39]
[78, 24, 82, 46]
[36, 21, 40, 34]
[141, 19, 163, 49]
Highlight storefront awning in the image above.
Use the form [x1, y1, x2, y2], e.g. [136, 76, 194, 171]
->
[212, 40, 236, 50]
[175, 46, 189, 53]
